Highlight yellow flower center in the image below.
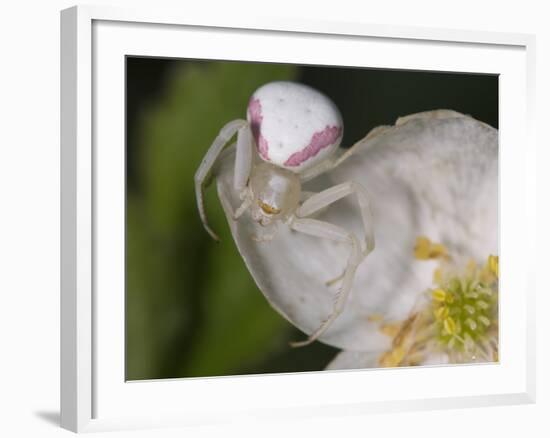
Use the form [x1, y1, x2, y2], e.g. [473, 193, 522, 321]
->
[376, 237, 498, 367]
[430, 265, 497, 357]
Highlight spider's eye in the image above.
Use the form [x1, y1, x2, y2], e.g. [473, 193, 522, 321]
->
[258, 200, 281, 215]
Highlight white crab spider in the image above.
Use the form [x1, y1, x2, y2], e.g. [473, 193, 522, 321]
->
[195, 81, 375, 347]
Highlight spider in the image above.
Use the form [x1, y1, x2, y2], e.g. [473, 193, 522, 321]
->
[195, 81, 375, 347]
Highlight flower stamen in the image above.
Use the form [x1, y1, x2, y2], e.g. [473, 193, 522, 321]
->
[377, 246, 499, 367]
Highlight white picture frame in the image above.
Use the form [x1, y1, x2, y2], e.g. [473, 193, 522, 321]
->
[60, 4, 536, 433]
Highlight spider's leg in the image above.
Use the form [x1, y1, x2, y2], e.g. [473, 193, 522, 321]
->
[233, 122, 254, 195]
[325, 270, 345, 287]
[234, 194, 253, 219]
[287, 181, 375, 347]
[217, 186, 252, 221]
[297, 181, 375, 257]
[288, 217, 362, 347]
[194, 119, 250, 240]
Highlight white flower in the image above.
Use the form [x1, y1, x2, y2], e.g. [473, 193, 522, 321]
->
[215, 110, 498, 368]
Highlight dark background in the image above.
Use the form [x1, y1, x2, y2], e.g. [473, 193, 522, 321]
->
[125, 57, 498, 380]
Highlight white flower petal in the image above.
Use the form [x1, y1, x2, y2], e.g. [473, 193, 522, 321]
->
[325, 350, 380, 370]
[216, 111, 497, 351]
[420, 352, 450, 366]
[325, 349, 450, 370]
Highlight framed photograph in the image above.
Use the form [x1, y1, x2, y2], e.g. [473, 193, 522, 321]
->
[61, 5, 536, 433]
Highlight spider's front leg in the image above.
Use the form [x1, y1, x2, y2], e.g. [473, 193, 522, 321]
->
[299, 181, 375, 256]
[288, 181, 375, 347]
[194, 119, 253, 240]
[288, 217, 363, 347]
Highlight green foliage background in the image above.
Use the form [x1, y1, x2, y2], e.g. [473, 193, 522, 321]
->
[125, 59, 498, 380]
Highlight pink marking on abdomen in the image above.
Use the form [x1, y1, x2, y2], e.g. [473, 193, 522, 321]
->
[284, 126, 342, 167]
[248, 98, 269, 160]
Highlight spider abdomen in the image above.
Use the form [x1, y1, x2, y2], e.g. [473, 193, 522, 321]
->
[247, 81, 343, 173]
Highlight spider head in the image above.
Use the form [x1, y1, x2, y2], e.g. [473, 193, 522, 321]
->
[249, 162, 301, 225]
